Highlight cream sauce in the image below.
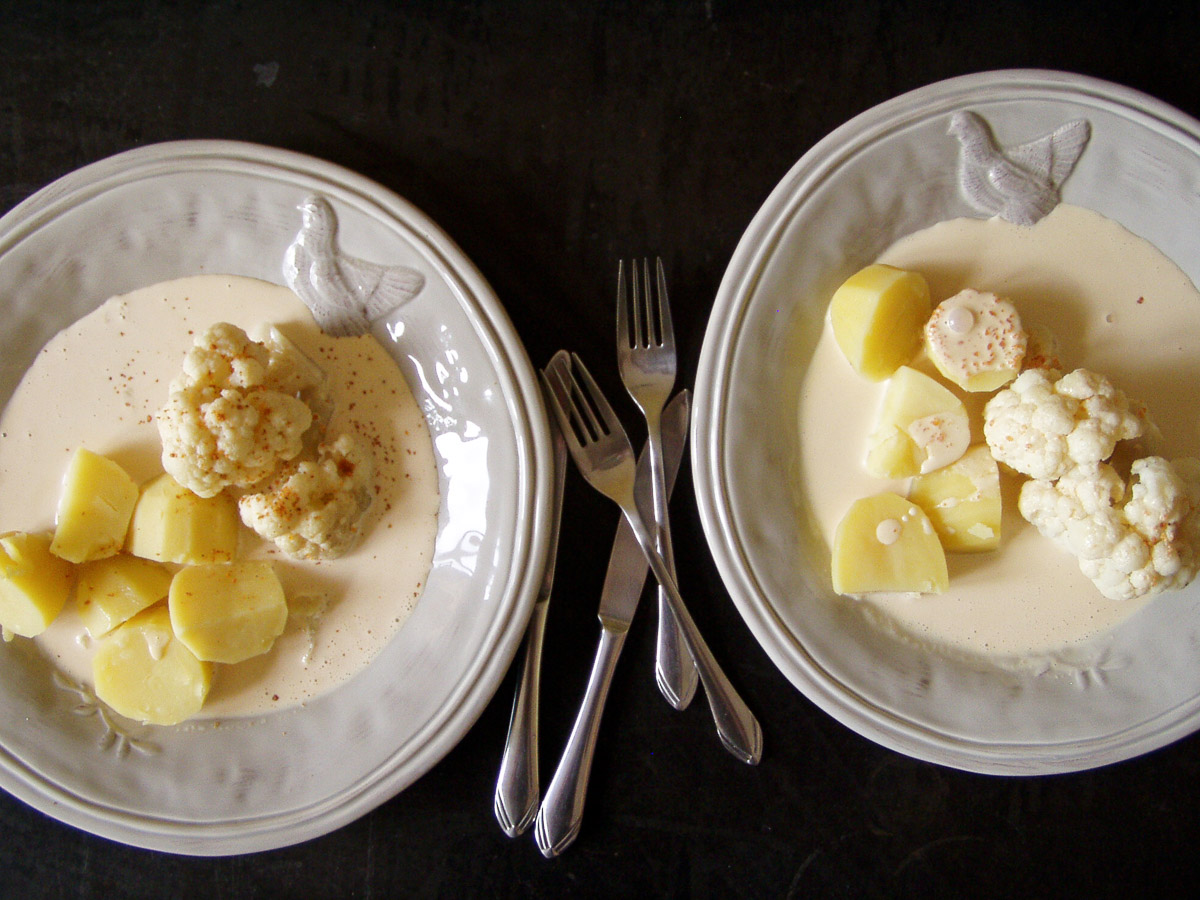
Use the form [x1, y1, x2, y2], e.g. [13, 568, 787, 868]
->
[798, 204, 1200, 657]
[0, 276, 440, 718]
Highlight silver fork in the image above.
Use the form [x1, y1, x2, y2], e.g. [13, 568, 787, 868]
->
[617, 258, 698, 711]
[542, 352, 762, 765]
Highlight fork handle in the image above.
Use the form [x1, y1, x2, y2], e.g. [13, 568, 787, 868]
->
[493, 600, 550, 836]
[534, 625, 627, 857]
[623, 503, 763, 765]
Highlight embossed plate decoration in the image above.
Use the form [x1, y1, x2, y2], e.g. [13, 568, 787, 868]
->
[692, 70, 1200, 774]
[0, 142, 553, 852]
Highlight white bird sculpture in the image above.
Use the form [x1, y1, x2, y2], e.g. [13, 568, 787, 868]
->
[283, 195, 425, 337]
[948, 110, 1091, 226]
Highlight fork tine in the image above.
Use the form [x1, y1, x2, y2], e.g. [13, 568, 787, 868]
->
[565, 361, 606, 440]
[616, 259, 631, 351]
[633, 259, 647, 348]
[546, 351, 609, 444]
[641, 258, 656, 346]
[540, 362, 577, 448]
[654, 257, 674, 352]
[570, 352, 626, 443]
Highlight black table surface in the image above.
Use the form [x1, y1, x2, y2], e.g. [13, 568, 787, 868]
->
[5, 2, 1200, 897]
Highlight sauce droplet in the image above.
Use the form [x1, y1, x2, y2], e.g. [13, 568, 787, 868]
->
[946, 305, 975, 334]
[876, 518, 903, 545]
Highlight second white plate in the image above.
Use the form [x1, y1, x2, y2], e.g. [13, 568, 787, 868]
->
[693, 70, 1200, 774]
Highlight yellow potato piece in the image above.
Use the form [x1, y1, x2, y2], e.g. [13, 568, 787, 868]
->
[923, 289, 1027, 392]
[831, 492, 948, 595]
[50, 448, 139, 563]
[864, 366, 970, 478]
[829, 264, 931, 381]
[127, 473, 239, 565]
[76, 554, 174, 638]
[93, 603, 211, 726]
[169, 561, 287, 664]
[909, 445, 1002, 553]
[0, 531, 73, 639]
[864, 425, 922, 480]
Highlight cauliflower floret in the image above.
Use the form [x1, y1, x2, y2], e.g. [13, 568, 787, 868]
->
[171, 321, 321, 396]
[1019, 462, 1126, 556]
[255, 325, 333, 423]
[1018, 457, 1200, 601]
[238, 433, 375, 560]
[157, 323, 315, 498]
[983, 367, 1147, 481]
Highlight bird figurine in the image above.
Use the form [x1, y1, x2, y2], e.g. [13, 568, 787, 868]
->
[283, 195, 425, 337]
[948, 110, 1091, 226]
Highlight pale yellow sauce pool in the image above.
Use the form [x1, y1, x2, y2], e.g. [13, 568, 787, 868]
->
[0, 275, 440, 718]
[798, 205, 1200, 656]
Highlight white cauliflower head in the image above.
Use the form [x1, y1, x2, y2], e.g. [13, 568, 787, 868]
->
[238, 433, 375, 560]
[983, 367, 1147, 481]
[1018, 457, 1200, 602]
[157, 323, 315, 498]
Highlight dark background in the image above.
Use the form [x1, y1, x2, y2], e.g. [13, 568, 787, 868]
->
[4, 1, 1200, 897]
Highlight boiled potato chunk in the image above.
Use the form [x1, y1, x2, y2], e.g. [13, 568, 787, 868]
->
[865, 366, 970, 478]
[93, 603, 211, 726]
[831, 492, 948, 595]
[169, 561, 287, 664]
[0, 531, 73, 639]
[127, 473, 239, 564]
[50, 448, 139, 563]
[865, 425, 921, 480]
[829, 264, 931, 381]
[908, 445, 1002, 552]
[923, 289, 1027, 392]
[76, 554, 174, 638]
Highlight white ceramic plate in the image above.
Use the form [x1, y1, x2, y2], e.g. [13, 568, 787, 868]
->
[0, 142, 552, 852]
[693, 70, 1200, 774]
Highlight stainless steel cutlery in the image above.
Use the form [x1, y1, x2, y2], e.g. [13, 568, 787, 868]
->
[541, 351, 762, 767]
[533, 391, 691, 858]
[497, 261, 763, 854]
